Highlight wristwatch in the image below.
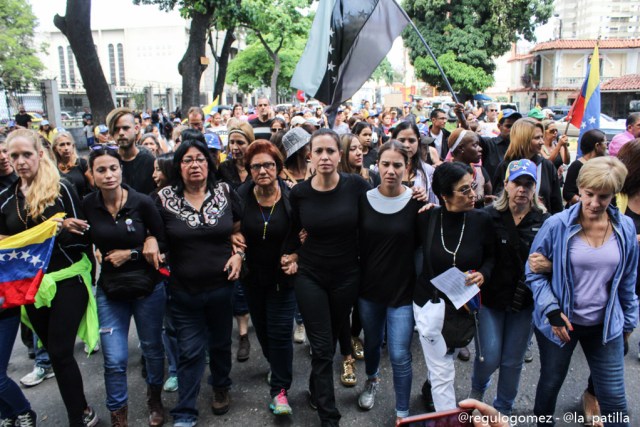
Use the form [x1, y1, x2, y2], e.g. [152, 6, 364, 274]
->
[130, 250, 140, 261]
[235, 250, 246, 261]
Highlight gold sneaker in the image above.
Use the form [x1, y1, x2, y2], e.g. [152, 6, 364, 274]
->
[340, 358, 357, 387]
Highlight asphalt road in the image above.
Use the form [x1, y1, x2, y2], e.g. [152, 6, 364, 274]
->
[9, 322, 640, 426]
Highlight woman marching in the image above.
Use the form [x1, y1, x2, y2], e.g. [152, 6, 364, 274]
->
[52, 132, 94, 198]
[470, 159, 549, 414]
[82, 147, 167, 426]
[0, 129, 99, 426]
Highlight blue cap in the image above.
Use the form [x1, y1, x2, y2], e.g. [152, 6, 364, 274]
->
[417, 123, 428, 136]
[506, 159, 537, 183]
[418, 116, 427, 123]
[98, 124, 109, 133]
[8, 120, 16, 127]
[499, 109, 522, 123]
[204, 133, 222, 150]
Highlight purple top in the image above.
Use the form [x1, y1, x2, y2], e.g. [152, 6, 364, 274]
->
[569, 232, 619, 326]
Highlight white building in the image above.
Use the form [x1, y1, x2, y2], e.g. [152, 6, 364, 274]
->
[553, 0, 640, 40]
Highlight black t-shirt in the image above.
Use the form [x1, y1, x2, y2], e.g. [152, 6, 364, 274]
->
[363, 148, 378, 169]
[285, 172, 371, 272]
[563, 159, 583, 204]
[624, 207, 640, 296]
[82, 113, 93, 124]
[82, 185, 166, 278]
[479, 135, 509, 182]
[122, 149, 156, 195]
[414, 207, 495, 307]
[359, 193, 420, 307]
[217, 159, 247, 190]
[61, 158, 91, 199]
[14, 113, 31, 128]
[249, 117, 274, 141]
[155, 182, 241, 293]
[0, 172, 17, 193]
[0, 181, 89, 274]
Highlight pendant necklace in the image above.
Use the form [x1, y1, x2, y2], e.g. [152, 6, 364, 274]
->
[440, 210, 466, 267]
[255, 186, 279, 240]
[15, 185, 29, 230]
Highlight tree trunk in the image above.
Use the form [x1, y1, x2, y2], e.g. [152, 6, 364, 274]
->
[212, 28, 235, 104]
[54, 0, 114, 125]
[255, 32, 284, 105]
[178, 10, 213, 113]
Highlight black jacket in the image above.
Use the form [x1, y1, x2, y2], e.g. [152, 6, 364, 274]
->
[481, 206, 550, 310]
[428, 126, 451, 160]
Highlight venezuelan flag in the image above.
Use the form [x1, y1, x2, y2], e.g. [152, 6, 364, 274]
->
[0, 213, 64, 308]
[567, 45, 601, 156]
[202, 97, 220, 116]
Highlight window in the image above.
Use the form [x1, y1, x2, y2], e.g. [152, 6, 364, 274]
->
[117, 43, 126, 86]
[108, 44, 116, 84]
[67, 46, 76, 87]
[58, 46, 67, 88]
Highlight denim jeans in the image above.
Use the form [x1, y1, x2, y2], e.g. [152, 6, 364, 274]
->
[471, 305, 532, 414]
[163, 283, 179, 377]
[534, 325, 629, 427]
[232, 280, 249, 316]
[245, 282, 296, 397]
[33, 332, 51, 369]
[295, 265, 360, 426]
[359, 299, 414, 418]
[0, 315, 31, 419]
[97, 282, 165, 411]
[169, 285, 233, 424]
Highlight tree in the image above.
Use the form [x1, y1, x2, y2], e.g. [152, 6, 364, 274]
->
[238, 0, 312, 103]
[54, 0, 114, 125]
[0, 0, 44, 106]
[371, 58, 395, 86]
[226, 35, 305, 98]
[403, 0, 553, 94]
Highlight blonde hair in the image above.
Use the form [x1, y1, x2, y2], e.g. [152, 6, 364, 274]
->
[52, 131, 78, 165]
[6, 129, 61, 219]
[577, 156, 627, 194]
[492, 181, 547, 213]
[504, 118, 544, 162]
[228, 121, 255, 143]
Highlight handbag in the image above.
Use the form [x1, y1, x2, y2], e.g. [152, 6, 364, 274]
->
[423, 208, 477, 351]
[100, 269, 155, 301]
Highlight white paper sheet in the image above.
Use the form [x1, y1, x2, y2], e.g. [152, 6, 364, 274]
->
[430, 267, 480, 310]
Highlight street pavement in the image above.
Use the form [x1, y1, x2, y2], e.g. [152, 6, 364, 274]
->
[9, 322, 640, 426]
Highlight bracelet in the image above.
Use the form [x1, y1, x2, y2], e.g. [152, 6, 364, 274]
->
[235, 250, 246, 260]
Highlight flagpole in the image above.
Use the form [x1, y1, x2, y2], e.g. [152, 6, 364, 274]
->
[392, 0, 459, 104]
[565, 37, 600, 137]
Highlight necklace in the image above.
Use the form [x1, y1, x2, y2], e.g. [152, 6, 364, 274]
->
[581, 217, 610, 248]
[440, 210, 466, 267]
[15, 185, 29, 230]
[58, 161, 75, 173]
[254, 185, 279, 240]
[107, 187, 124, 219]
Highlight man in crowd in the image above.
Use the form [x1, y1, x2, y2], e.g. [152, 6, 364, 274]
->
[107, 107, 156, 194]
[249, 97, 274, 140]
[477, 103, 500, 137]
[402, 103, 416, 124]
[82, 107, 93, 127]
[428, 108, 451, 160]
[479, 109, 522, 181]
[411, 97, 426, 117]
[188, 107, 205, 133]
[608, 112, 640, 156]
[14, 105, 31, 129]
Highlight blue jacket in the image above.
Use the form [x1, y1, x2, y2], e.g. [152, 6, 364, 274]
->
[526, 202, 638, 346]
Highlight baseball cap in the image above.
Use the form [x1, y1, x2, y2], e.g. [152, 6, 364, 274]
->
[98, 124, 109, 133]
[498, 109, 522, 123]
[418, 116, 428, 123]
[527, 108, 544, 120]
[8, 120, 16, 127]
[204, 133, 222, 150]
[173, 118, 181, 124]
[505, 159, 537, 183]
[290, 116, 306, 127]
[142, 113, 151, 119]
[41, 120, 50, 126]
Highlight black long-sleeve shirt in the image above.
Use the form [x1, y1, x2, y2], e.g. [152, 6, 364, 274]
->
[562, 159, 583, 204]
[82, 184, 166, 277]
[284, 173, 371, 272]
[414, 207, 495, 307]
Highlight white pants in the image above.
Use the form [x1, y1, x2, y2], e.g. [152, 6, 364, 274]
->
[413, 301, 457, 411]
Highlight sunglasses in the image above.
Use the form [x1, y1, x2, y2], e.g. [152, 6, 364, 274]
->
[548, 129, 558, 133]
[90, 144, 118, 151]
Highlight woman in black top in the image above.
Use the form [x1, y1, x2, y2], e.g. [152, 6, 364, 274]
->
[413, 161, 494, 413]
[281, 129, 371, 427]
[155, 138, 242, 425]
[470, 159, 549, 414]
[81, 147, 167, 426]
[563, 129, 607, 207]
[237, 140, 295, 416]
[352, 122, 377, 169]
[0, 129, 98, 427]
[52, 131, 93, 198]
[339, 133, 380, 186]
[356, 141, 421, 422]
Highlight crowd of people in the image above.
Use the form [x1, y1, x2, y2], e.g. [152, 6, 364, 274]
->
[0, 96, 638, 427]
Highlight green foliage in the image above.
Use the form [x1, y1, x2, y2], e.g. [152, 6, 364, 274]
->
[371, 58, 395, 86]
[402, 0, 553, 93]
[226, 36, 305, 95]
[0, 0, 44, 91]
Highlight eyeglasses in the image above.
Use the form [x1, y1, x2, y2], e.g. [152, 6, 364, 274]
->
[270, 128, 281, 133]
[90, 144, 118, 151]
[181, 157, 207, 165]
[489, 109, 498, 112]
[548, 129, 558, 134]
[249, 162, 276, 172]
[453, 181, 478, 196]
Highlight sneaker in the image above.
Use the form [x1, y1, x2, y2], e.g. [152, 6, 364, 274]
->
[163, 376, 178, 393]
[340, 358, 357, 387]
[269, 389, 292, 415]
[15, 410, 37, 427]
[352, 336, 364, 360]
[173, 421, 197, 427]
[266, 371, 272, 386]
[524, 348, 534, 363]
[237, 334, 250, 362]
[0, 418, 16, 427]
[84, 342, 99, 355]
[307, 390, 318, 410]
[211, 390, 230, 415]
[20, 366, 55, 387]
[358, 379, 379, 410]
[457, 346, 470, 361]
[83, 406, 99, 427]
[294, 324, 306, 344]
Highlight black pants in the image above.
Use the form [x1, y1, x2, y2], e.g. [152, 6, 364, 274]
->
[25, 278, 89, 427]
[294, 265, 359, 426]
[338, 304, 362, 356]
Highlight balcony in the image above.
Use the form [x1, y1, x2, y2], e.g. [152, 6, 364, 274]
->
[553, 76, 616, 88]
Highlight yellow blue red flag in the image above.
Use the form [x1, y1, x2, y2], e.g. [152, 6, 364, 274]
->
[0, 213, 64, 308]
[567, 45, 600, 156]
